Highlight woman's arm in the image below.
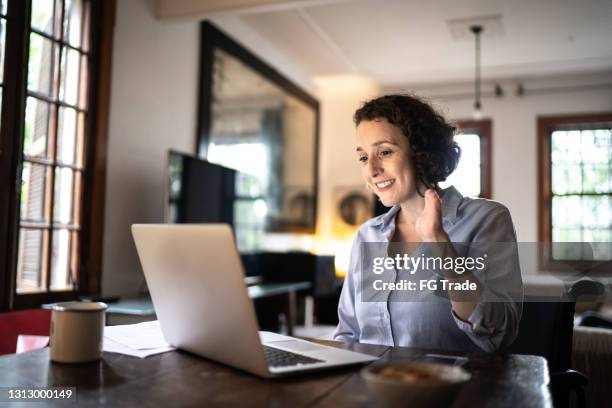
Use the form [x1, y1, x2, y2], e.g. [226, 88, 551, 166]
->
[417, 190, 523, 351]
[450, 208, 523, 351]
[333, 236, 362, 342]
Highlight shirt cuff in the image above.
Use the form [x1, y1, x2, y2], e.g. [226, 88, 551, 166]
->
[451, 302, 496, 337]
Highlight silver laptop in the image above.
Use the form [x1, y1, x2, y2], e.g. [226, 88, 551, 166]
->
[131, 224, 377, 378]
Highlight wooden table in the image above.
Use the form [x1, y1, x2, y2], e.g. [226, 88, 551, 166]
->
[0, 340, 551, 407]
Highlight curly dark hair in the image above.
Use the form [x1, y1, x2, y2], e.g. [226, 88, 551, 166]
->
[354, 94, 460, 195]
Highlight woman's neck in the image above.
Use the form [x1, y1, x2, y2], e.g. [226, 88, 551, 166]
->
[397, 191, 426, 226]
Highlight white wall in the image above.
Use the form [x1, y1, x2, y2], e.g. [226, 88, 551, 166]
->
[314, 76, 380, 239]
[102, 0, 199, 296]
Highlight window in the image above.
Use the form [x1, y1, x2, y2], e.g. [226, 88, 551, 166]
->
[17, 0, 91, 294]
[0, 0, 114, 310]
[440, 119, 492, 198]
[538, 113, 612, 266]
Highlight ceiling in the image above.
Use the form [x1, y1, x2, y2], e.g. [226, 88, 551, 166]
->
[161, 0, 612, 86]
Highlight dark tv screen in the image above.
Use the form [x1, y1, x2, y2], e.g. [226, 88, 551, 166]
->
[166, 151, 236, 225]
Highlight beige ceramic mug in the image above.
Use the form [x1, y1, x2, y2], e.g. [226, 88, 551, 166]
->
[48, 301, 107, 363]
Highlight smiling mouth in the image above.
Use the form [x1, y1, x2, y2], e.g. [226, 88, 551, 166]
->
[374, 179, 395, 191]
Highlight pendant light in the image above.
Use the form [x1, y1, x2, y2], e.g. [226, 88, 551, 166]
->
[471, 25, 483, 119]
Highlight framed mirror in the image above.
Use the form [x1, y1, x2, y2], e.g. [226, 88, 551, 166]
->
[197, 22, 319, 237]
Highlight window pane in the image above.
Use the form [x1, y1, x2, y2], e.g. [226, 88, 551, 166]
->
[20, 162, 50, 222]
[28, 33, 58, 96]
[1, 0, 6, 16]
[24, 96, 53, 159]
[16, 228, 47, 293]
[234, 199, 265, 252]
[551, 130, 582, 164]
[581, 129, 610, 164]
[583, 164, 611, 193]
[78, 54, 88, 109]
[552, 227, 582, 243]
[53, 166, 74, 224]
[583, 229, 612, 243]
[31, 0, 57, 36]
[552, 195, 582, 228]
[439, 133, 480, 197]
[582, 195, 611, 229]
[551, 164, 582, 195]
[57, 106, 77, 164]
[50, 229, 75, 290]
[63, 0, 83, 47]
[236, 171, 263, 197]
[234, 200, 258, 226]
[1, 18, 6, 83]
[59, 47, 80, 105]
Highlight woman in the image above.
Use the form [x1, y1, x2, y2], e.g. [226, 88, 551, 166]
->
[333, 94, 522, 352]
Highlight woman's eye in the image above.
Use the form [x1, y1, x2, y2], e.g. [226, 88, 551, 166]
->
[358, 156, 368, 163]
[379, 150, 393, 157]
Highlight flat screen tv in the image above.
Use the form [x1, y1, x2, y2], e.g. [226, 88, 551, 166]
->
[165, 150, 236, 225]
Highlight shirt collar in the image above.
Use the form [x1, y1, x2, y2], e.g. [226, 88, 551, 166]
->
[370, 186, 463, 232]
[441, 185, 462, 224]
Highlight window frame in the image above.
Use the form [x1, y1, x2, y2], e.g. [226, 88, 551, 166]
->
[454, 119, 492, 199]
[0, 0, 115, 310]
[537, 112, 612, 273]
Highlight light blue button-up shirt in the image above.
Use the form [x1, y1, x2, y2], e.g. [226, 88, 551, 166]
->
[333, 186, 523, 352]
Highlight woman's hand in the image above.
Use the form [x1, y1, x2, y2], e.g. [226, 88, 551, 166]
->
[416, 190, 477, 320]
[415, 189, 449, 242]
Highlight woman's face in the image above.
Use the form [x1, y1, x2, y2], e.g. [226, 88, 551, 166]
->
[356, 118, 417, 207]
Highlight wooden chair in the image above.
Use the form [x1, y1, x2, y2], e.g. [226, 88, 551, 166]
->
[507, 281, 602, 408]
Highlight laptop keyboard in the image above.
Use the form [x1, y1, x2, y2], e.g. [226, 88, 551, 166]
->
[263, 345, 325, 367]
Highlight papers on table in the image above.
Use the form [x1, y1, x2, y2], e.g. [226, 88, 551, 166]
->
[103, 320, 175, 358]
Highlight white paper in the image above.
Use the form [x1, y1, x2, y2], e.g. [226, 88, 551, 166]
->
[102, 337, 175, 359]
[102, 320, 175, 359]
[104, 320, 171, 350]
